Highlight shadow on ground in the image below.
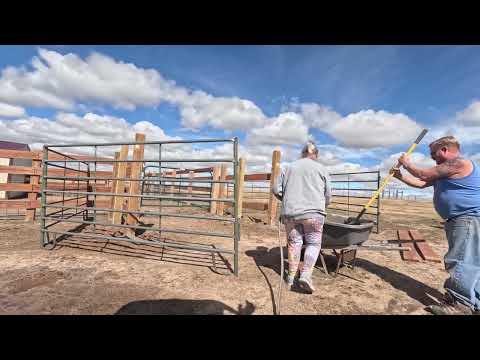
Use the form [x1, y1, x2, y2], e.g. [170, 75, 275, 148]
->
[114, 299, 255, 315]
[246, 246, 444, 307]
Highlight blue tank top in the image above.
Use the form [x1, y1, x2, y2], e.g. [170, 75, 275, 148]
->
[433, 160, 480, 220]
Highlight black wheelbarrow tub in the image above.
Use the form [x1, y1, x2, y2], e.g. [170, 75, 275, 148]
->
[322, 214, 374, 249]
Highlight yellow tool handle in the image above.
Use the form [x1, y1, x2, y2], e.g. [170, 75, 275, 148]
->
[363, 129, 428, 210]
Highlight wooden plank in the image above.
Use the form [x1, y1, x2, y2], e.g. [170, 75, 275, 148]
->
[46, 152, 114, 164]
[226, 173, 270, 181]
[25, 159, 41, 221]
[243, 201, 268, 211]
[0, 165, 38, 175]
[0, 200, 40, 209]
[237, 158, 245, 218]
[268, 150, 281, 225]
[210, 166, 221, 215]
[109, 152, 121, 221]
[169, 170, 177, 195]
[216, 164, 228, 216]
[112, 145, 129, 225]
[0, 183, 34, 192]
[397, 230, 422, 262]
[0, 149, 41, 160]
[126, 133, 146, 236]
[188, 171, 194, 195]
[46, 168, 113, 177]
[409, 230, 442, 263]
[163, 167, 213, 176]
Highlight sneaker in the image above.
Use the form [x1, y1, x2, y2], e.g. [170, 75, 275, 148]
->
[427, 293, 473, 315]
[298, 273, 315, 294]
[285, 274, 295, 291]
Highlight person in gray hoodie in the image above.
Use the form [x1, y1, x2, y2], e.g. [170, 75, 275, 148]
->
[272, 141, 331, 293]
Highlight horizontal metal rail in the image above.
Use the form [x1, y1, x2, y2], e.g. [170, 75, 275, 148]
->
[331, 194, 375, 200]
[332, 188, 377, 191]
[44, 162, 90, 173]
[330, 180, 378, 183]
[42, 230, 235, 254]
[43, 190, 234, 203]
[330, 171, 380, 176]
[45, 209, 88, 228]
[42, 217, 233, 238]
[46, 158, 234, 163]
[328, 207, 377, 217]
[44, 175, 233, 184]
[45, 138, 235, 148]
[44, 204, 235, 222]
[330, 201, 378, 209]
[46, 148, 90, 166]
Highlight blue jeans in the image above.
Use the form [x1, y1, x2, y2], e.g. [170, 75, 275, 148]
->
[444, 215, 480, 311]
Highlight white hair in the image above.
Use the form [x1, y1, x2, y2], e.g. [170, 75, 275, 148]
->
[301, 141, 318, 157]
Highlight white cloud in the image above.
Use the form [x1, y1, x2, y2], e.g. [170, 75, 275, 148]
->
[247, 112, 309, 145]
[300, 103, 342, 129]
[455, 100, 480, 126]
[299, 104, 423, 149]
[0, 48, 266, 131]
[427, 100, 480, 146]
[377, 151, 435, 177]
[0, 102, 26, 117]
[0, 113, 179, 155]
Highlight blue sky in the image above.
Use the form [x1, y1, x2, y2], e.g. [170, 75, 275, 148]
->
[1, 45, 480, 180]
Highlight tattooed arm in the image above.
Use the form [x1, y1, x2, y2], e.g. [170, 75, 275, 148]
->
[398, 156, 465, 182]
[391, 168, 434, 188]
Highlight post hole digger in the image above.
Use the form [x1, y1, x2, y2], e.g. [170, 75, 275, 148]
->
[346, 128, 429, 225]
[275, 129, 429, 315]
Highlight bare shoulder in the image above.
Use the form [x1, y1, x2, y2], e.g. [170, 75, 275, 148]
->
[437, 158, 471, 178]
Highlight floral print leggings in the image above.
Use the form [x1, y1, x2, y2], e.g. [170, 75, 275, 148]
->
[285, 216, 325, 277]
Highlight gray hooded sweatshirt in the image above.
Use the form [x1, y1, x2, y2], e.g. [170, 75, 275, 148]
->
[272, 158, 331, 221]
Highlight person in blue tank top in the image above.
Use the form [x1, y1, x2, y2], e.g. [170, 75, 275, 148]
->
[391, 136, 480, 315]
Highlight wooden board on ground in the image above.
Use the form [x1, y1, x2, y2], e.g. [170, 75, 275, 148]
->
[409, 229, 442, 263]
[397, 230, 422, 262]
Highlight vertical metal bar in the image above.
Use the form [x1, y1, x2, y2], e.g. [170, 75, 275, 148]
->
[94, 145, 97, 232]
[158, 144, 162, 241]
[40, 146, 48, 247]
[140, 165, 146, 207]
[233, 137, 240, 276]
[377, 171, 380, 233]
[347, 174, 350, 218]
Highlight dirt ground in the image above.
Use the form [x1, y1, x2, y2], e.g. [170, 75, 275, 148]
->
[0, 199, 450, 315]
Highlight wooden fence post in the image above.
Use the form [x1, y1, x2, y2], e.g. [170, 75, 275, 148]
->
[216, 164, 228, 216]
[112, 145, 129, 225]
[268, 150, 281, 225]
[237, 158, 245, 219]
[188, 171, 194, 195]
[25, 158, 41, 222]
[210, 166, 221, 215]
[125, 133, 145, 237]
[109, 151, 121, 221]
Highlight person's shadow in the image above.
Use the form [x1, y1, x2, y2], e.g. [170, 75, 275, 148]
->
[114, 299, 256, 315]
[246, 246, 444, 308]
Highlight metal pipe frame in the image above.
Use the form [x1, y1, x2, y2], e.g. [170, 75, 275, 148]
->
[329, 170, 380, 233]
[40, 138, 241, 275]
[44, 175, 234, 184]
[45, 158, 234, 163]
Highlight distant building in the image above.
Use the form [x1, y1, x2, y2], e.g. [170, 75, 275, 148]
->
[0, 141, 32, 199]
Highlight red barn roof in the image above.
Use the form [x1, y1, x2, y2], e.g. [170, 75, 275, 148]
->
[0, 141, 30, 151]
